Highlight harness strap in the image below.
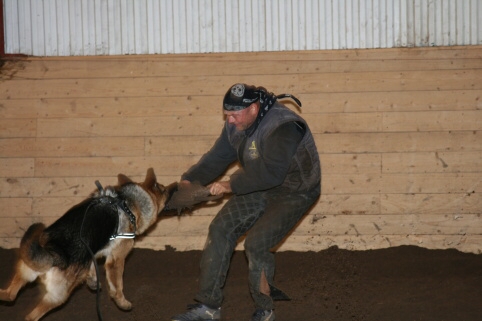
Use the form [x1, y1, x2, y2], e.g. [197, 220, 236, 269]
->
[94, 180, 137, 241]
[110, 200, 137, 240]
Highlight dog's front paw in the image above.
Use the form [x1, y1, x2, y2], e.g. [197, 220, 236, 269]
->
[114, 297, 132, 311]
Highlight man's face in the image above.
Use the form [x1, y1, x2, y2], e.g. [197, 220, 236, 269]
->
[224, 103, 259, 131]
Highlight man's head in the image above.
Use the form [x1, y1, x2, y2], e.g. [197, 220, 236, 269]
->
[223, 83, 260, 131]
[223, 83, 260, 111]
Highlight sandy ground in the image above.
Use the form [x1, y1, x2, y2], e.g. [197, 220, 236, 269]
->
[1, 245, 482, 321]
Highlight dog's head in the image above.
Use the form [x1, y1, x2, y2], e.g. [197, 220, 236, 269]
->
[116, 168, 176, 234]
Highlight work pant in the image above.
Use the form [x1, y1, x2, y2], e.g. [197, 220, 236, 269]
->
[195, 184, 320, 310]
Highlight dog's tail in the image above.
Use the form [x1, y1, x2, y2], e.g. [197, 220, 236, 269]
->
[19, 223, 54, 271]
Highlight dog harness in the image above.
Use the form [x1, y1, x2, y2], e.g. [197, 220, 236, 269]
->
[110, 199, 137, 240]
[94, 181, 137, 240]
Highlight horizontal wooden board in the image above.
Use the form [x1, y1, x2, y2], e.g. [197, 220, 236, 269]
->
[1, 89, 480, 120]
[36, 116, 226, 137]
[31, 153, 381, 177]
[0, 198, 32, 216]
[3, 70, 481, 100]
[8, 57, 482, 80]
[2, 212, 480, 240]
[15, 46, 482, 63]
[298, 69, 482, 93]
[299, 90, 482, 113]
[152, 213, 482, 237]
[146, 136, 218, 156]
[308, 113, 384, 133]
[0, 137, 145, 157]
[32, 111, 479, 139]
[6, 132, 475, 159]
[381, 193, 482, 215]
[382, 151, 482, 173]
[0, 95, 219, 118]
[306, 214, 482, 235]
[320, 154, 382, 174]
[1, 173, 477, 198]
[2, 191, 479, 222]
[0, 175, 181, 198]
[325, 173, 481, 194]
[2, 234, 481, 253]
[383, 110, 482, 132]
[317, 131, 481, 153]
[0, 158, 34, 177]
[0, 119, 36, 138]
[34, 113, 386, 137]
[32, 156, 200, 177]
[379, 173, 481, 194]
[9, 194, 380, 219]
[84, 56, 476, 76]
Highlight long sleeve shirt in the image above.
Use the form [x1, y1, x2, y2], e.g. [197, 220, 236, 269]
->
[181, 121, 304, 195]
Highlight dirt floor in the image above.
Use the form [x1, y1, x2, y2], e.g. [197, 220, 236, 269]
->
[1, 245, 482, 321]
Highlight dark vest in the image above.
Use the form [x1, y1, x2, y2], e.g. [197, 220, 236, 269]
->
[226, 102, 321, 192]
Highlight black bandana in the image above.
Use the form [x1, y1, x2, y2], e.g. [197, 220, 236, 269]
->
[223, 83, 259, 111]
[223, 83, 302, 113]
[234, 84, 303, 137]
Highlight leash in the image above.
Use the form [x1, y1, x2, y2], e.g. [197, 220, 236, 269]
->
[80, 180, 138, 321]
[80, 199, 104, 321]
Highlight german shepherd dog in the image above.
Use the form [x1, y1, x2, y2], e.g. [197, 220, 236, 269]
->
[0, 168, 175, 321]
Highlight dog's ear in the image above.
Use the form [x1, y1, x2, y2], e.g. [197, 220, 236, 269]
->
[144, 168, 157, 187]
[118, 173, 133, 185]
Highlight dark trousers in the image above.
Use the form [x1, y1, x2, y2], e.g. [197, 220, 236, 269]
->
[195, 185, 320, 310]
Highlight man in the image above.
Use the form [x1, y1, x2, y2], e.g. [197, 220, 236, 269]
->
[171, 83, 321, 321]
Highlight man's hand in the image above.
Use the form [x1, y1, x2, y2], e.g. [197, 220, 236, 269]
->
[179, 180, 192, 188]
[208, 181, 232, 195]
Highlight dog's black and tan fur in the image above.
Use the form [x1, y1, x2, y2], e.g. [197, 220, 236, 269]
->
[0, 168, 175, 321]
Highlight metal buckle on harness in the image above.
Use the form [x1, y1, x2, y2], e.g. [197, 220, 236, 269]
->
[110, 233, 135, 240]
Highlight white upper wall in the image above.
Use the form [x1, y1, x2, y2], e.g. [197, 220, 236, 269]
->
[3, 0, 482, 56]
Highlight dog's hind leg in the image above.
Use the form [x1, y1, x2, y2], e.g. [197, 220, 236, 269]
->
[105, 239, 134, 310]
[25, 267, 80, 321]
[0, 260, 40, 301]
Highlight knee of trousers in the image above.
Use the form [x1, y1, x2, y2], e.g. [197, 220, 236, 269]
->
[208, 219, 235, 244]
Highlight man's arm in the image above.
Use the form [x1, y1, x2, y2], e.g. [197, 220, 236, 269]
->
[181, 125, 237, 186]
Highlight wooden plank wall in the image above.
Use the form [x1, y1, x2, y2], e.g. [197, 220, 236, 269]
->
[1, 46, 481, 253]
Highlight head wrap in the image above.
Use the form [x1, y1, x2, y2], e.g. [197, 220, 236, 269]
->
[222, 83, 302, 112]
[223, 83, 303, 136]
